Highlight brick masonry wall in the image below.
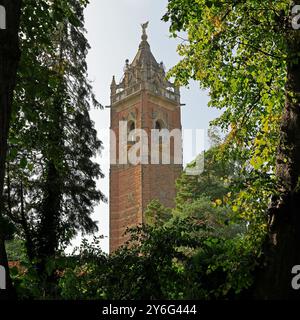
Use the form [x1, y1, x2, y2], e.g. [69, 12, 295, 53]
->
[109, 91, 182, 253]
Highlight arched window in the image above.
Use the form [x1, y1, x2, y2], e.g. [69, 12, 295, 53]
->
[128, 120, 136, 142]
[129, 121, 135, 132]
[0, 5, 6, 30]
[155, 119, 165, 130]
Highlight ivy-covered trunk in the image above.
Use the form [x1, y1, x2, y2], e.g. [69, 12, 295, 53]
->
[35, 97, 64, 297]
[36, 161, 62, 263]
[0, 0, 21, 299]
[255, 20, 300, 300]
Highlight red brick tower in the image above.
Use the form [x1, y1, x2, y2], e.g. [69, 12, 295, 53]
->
[109, 23, 182, 253]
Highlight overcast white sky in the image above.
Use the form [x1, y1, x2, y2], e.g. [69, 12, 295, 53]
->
[70, 0, 221, 253]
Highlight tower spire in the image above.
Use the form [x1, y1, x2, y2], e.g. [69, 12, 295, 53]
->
[110, 22, 180, 106]
[110, 75, 117, 95]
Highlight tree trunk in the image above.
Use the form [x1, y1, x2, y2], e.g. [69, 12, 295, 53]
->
[19, 180, 35, 262]
[0, 0, 22, 299]
[35, 159, 62, 298]
[37, 161, 61, 263]
[254, 9, 300, 299]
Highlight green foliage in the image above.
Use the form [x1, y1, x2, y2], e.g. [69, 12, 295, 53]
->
[162, 0, 287, 232]
[185, 234, 256, 299]
[58, 237, 108, 300]
[57, 215, 253, 300]
[101, 219, 208, 300]
[175, 144, 241, 212]
[49, 144, 254, 300]
[6, 0, 283, 301]
[4, 0, 106, 265]
[145, 200, 172, 226]
[162, 1, 292, 288]
[6, 238, 27, 262]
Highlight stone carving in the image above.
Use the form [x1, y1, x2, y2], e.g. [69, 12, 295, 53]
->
[141, 21, 149, 36]
[110, 22, 180, 105]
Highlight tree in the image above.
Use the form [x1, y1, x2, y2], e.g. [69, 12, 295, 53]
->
[175, 145, 239, 212]
[0, 0, 22, 299]
[163, 0, 300, 298]
[3, 0, 106, 295]
[10, 143, 252, 300]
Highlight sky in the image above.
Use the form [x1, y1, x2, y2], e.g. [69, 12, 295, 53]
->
[72, 0, 221, 253]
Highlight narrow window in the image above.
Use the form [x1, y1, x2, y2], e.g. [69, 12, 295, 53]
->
[128, 121, 136, 142]
[129, 121, 135, 132]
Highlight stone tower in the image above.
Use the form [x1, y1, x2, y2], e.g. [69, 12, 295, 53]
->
[109, 23, 182, 253]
